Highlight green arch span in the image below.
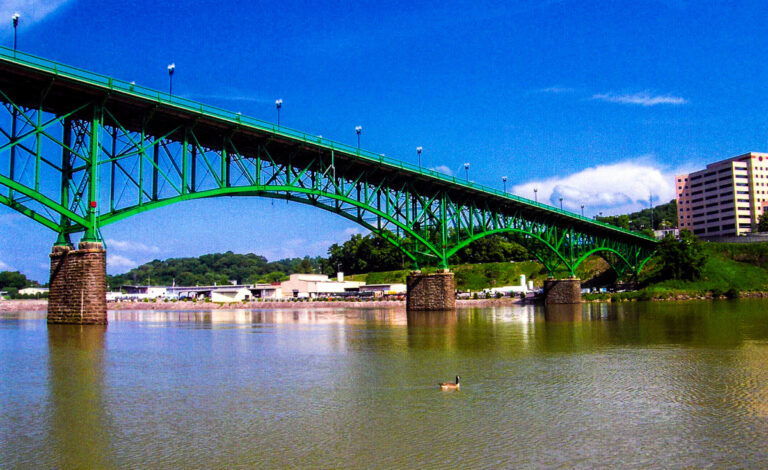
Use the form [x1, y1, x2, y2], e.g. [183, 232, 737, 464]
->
[99, 185, 443, 266]
[445, 226, 651, 277]
[444, 227, 573, 274]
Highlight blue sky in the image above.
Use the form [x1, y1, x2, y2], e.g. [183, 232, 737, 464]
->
[1, 0, 768, 281]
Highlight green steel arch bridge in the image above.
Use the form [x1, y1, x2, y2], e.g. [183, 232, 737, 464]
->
[0, 47, 656, 279]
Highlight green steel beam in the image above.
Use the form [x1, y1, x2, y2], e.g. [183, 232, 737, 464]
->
[0, 46, 657, 277]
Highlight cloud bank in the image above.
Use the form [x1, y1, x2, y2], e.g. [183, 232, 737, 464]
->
[592, 92, 688, 106]
[430, 165, 453, 176]
[512, 159, 676, 216]
[537, 86, 574, 94]
[106, 239, 160, 254]
[107, 254, 136, 271]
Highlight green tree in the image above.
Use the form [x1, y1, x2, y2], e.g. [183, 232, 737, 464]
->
[0, 271, 29, 290]
[296, 257, 314, 274]
[656, 230, 706, 281]
[758, 212, 768, 232]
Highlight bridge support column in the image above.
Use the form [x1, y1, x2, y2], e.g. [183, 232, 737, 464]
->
[406, 270, 455, 311]
[543, 278, 581, 305]
[48, 242, 107, 325]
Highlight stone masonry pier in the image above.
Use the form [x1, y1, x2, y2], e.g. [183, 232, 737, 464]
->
[543, 278, 582, 305]
[406, 271, 456, 311]
[48, 241, 107, 325]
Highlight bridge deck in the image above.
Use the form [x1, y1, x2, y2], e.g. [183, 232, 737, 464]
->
[0, 46, 655, 248]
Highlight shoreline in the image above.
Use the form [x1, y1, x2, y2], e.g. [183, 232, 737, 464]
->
[5, 292, 768, 314]
[0, 297, 525, 313]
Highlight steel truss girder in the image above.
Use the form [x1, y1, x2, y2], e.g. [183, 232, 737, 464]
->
[0, 91, 655, 276]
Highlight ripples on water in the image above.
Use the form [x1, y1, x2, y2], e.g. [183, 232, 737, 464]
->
[2, 301, 768, 468]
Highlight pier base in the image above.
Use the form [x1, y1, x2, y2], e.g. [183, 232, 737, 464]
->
[48, 242, 107, 325]
[406, 271, 456, 311]
[543, 278, 581, 305]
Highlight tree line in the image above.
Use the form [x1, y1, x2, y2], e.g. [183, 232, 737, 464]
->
[0, 271, 40, 298]
[102, 232, 533, 289]
[106, 252, 322, 289]
[596, 199, 677, 232]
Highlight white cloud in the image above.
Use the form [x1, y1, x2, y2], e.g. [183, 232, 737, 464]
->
[0, 0, 73, 33]
[512, 158, 676, 215]
[107, 254, 136, 271]
[343, 227, 361, 236]
[592, 92, 687, 106]
[430, 165, 453, 176]
[184, 91, 272, 105]
[0, 259, 11, 270]
[106, 239, 160, 254]
[537, 86, 574, 94]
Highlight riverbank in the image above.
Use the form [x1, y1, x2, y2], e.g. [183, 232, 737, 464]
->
[583, 290, 768, 302]
[0, 297, 525, 313]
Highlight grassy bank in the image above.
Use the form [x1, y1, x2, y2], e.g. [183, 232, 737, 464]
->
[347, 257, 610, 291]
[349, 241, 768, 300]
[588, 242, 768, 301]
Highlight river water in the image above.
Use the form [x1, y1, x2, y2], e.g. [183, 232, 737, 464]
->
[2, 301, 768, 468]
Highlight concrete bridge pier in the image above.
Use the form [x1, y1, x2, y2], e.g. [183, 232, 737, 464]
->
[543, 278, 582, 305]
[48, 241, 107, 325]
[406, 270, 456, 311]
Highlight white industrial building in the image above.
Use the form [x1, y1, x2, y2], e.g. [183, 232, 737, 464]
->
[211, 286, 253, 303]
[279, 273, 365, 298]
[359, 283, 407, 297]
[18, 287, 49, 296]
[489, 275, 534, 296]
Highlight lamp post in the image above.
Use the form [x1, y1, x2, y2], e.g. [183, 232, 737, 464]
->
[167, 63, 175, 96]
[649, 192, 654, 229]
[502, 176, 507, 193]
[464, 162, 470, 180]
[355, 126, 362, 149]
[11, 13, 19, 54]
[275, 99, 282, 126]
[533, 188, 538, 203]
[559, 197, 563, 210]
[416, 146, 422, 168]
[581, 204, 585, 216]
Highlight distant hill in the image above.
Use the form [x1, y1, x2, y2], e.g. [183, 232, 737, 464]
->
[107, 252, 323, 289]
[597, 200, 677, 231]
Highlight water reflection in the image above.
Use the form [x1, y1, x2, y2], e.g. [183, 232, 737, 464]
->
[543, 303, 582, 322]
[406, 310, 457, 350]
[2, 301, 768, 467]
[47, 325, 112, 469]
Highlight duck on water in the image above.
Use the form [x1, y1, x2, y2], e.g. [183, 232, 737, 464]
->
[439, 376, 460, 391]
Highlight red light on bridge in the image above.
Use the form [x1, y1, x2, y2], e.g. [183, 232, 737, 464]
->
[90, 201, 97, 208]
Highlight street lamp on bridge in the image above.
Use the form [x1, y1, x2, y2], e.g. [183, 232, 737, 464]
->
[416, 146, 422, 168]
[464, 162, 470, 180]
[559, 197, 563, 210]
[581, 204, 585, 216]
[533, 188, 538, 203]
[502, 176, 507, 193]
[275, 99, 282, 127]
[355, 126, 362, 149]
[167, 63, 175, 96]
[11, 13, 19, 54]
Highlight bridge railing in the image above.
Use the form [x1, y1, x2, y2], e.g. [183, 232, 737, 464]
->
[0, 46, 655, 243]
